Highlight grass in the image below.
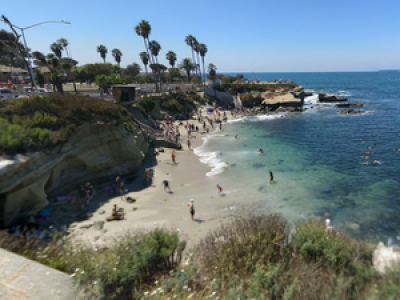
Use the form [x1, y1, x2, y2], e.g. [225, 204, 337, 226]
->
[0, 94, 137, 155]
[1, 214, 400, 299]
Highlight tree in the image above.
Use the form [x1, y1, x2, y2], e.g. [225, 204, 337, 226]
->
[207, 63, 217, 82]
[97, 45, 108, 63]
[50, 43, 63, 59]
[149, 40, 162, 89]
[0, 29, 28, 69]
[168, 67, 181, 82]
[135, 20, 153, 65]
[140, 51, 149, 74]
[199, 44, 208, 86]
[166, 51, 177, 68]
[123, 63, 141, 83]
[95, 74, 126, 92]
[112, 48, 122, 66]
[57, 38, 77, 92]
[193, 39, 201, 79]
[179, 58, 196, 82]
[34, 69, 44, 87]
[185, 35, 198, 76]
[33, 51, 64, 93]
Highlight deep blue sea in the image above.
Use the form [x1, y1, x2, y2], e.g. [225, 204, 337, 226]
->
[195, 71, 400, 245]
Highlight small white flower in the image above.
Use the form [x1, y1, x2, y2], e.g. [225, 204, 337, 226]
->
[188, 288, 192, 291]
[212, 291, 216, 296]
[155, 280, 159, 284]
[113, 268, 116, 271]
[70, 273, 76, 277]
[144, 291, 149, 296]
[75, 268, 79, 272]
[183, 285, 188, 289]
[169, 270, 174, 273]
[188, 293, 194, 299]
[80, 271, 84, 274]
[93, 281, 97, 285]
[173, 295, 177, 299]
[181, 269, 184, 272]
[212, 278, 216, 282]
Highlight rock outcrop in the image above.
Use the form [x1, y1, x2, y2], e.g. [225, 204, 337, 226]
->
[319, 92, 348, 102]
[0, 123, 148, 228]
[340, 109, 365, 115]
[335, 103, 363, 108]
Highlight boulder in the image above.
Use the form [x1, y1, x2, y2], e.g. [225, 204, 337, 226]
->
[336, 103, 363, 108]
[319, 92, 348, 102]
[340, 109, 365, 115]
[275, 107, 287, 113]
[0, 123, 149, 228]
[304, 92, 313, 97]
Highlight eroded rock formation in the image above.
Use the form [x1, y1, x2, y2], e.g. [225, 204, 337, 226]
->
[0, 123, 148, 228]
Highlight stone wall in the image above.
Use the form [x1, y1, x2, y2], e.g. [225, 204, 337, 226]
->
[203, 88, 234, 105]
[0, 123, 148, 228]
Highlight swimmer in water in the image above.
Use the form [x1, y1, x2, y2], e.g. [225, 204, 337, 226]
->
[235, 135, 238, 140]
[360, 161, 369, 165]
[259, 148, 264, 155]
[373, 160, 383, 164]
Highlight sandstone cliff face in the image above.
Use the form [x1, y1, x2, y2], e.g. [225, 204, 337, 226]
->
[0, 123, 148, 228]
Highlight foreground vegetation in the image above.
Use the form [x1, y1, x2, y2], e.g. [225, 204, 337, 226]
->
[0, 94, 137, 155]
[1, 214, 400, 300]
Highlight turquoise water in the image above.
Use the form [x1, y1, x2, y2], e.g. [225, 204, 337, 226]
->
[196, 71, 400, 245]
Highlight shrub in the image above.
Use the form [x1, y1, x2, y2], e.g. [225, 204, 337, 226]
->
[138, 97, 156, 114]
[161, 99, 183, 112]
[0, 94, 133, 155]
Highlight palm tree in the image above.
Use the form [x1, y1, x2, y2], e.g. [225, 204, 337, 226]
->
[193, 39, 202, 77]
[166, 51, 177, 68]
[97, 45, 108, 63]
[135, 20, 153, 65]
[140, 51, 149, 74]
[179, 58, 196, 82]
[33, 51, 64, 93]
[112, 48, 123, 66]
[50, 42, 63, 59]
[149, 40, 161, 64]
[199, 44, 208, 86]
[185, 35, 198, 76]
[57, 38, 77, 92]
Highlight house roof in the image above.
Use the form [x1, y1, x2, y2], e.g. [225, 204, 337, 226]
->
[0, 65, 28, 73]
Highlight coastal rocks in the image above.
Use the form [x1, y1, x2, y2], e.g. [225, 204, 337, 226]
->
[0, 123, 148, 228]
[340, 109, 365, 115]
[336, 103, 363, 108]
[318, 92, 348, 102]
[373, 242, 400, 275]
[304, 91, 313, 97]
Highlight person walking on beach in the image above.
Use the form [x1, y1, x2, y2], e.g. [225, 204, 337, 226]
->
[163, 180, 172, 192]
[269, 171, 274, 182]
[120, 182, 126, 201]
[217, 184, 223, 194]
[187, 139, 191, 150]
[188, 199, 195, 221]
[172, 151, 176, 164]
[219, 123, 222, 131]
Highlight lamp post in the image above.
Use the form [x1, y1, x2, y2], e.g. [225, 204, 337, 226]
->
[1, 16, 70, 90]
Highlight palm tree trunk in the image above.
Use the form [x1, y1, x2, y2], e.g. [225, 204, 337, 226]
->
[202, 56, 206, 87]
[196, 52, 202, 86]
[191, 49, 198, 77]
[145, 65, 148, 74]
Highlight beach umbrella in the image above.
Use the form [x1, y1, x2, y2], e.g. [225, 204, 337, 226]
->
[206, 105, 213, 109]
[24, 76, 31, 80]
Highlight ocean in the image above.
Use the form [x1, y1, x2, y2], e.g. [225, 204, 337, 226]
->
[194, 71, 400, 245]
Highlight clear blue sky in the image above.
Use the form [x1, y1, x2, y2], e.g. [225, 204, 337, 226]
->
[1, 0, 400, 72]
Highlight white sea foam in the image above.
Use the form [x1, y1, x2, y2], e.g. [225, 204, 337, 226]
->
[194, 136, 228, 176]
[227, 112, 287, 124]
[304, 93, 319, 105]
[338, 90, 352, 97]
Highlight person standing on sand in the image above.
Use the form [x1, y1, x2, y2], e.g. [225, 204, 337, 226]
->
[269, 171, 274, 182]
[120, 182, 126, 201]
[188, 199, 195, 221]
[163, 180, 172, 192]
[217, 184, 223, 194]
[219, 123, 222, 131]
[187, 139, 191, 150]
[172, 151, 176, 164]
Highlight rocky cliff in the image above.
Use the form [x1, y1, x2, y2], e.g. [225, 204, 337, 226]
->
[0, 122, 148, 228]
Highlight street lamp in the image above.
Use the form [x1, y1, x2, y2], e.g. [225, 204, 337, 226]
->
[0, 17, 71, 90]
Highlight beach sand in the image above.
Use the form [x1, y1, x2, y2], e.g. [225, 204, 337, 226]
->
[63, 108, 251, 250]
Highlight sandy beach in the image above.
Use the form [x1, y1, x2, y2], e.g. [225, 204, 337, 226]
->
[63, 106, 251, 250]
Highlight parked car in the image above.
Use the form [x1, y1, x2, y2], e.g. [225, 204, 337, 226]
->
[23, 87, 49, 93]
[0, 88, 18, 100]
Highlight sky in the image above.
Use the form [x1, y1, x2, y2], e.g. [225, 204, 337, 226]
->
[1, 0, 400, 72]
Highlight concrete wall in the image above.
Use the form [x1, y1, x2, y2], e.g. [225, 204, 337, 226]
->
[203, 88, 233, 104]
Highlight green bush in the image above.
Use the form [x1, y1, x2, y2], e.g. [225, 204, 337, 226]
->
[137, 97, 156, 114]
[0, 94, 134, 155]
[161, 99, 183, 112]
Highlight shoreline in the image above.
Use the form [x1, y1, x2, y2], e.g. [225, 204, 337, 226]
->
[64, 107, 250, 250]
